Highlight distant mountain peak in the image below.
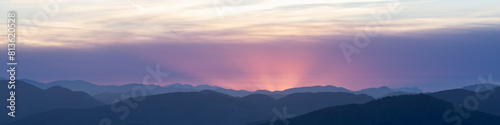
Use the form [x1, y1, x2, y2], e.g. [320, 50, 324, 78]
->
[356, 86, 395, 98]
[45, 86, 72, 92]
[282, 85, 351, 94]
[167, 83, 194, 88]
[392, 86, 423, 93]
[195, 84, 221, 90]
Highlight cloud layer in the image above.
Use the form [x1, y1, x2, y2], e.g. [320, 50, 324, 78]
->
[0, 0, 499, 92]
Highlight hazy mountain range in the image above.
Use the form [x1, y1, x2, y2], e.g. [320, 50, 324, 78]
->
[19, 79, 424, 104]
[2, 79, 499, 125]
[8, 90, 373, 125]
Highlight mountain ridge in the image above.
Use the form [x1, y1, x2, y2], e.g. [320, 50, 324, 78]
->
[8, 90, 373, 125]
[259, 94, 500, 125]
[21, 79, 424, 99]
[0, 80, 104, 124]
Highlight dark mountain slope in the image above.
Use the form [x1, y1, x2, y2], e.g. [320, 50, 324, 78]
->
[276, 92, 374, 115]
[240, 94, 278, 108]
[262, 94, 500, 125]
[240, 92, 374, 116]
[9, 90, 270, 125]
[0, 80, 104, 124]
[429, 87, 500, 116]
[11, 91, 374, 125]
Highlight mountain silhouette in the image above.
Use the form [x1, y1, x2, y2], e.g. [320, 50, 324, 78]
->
[19, 79, 50, 89]
[275, 92, 373, 115]
[260, 94, 500, 125]
[392, 87, 423, 93]
[92, 92, 126, 104]
[429, 86, 500, 116]
[240, 92, 374, 116]
[240, 94, 278, 107]
[11, 79, 498, 125]
[9, 91, 373, 125]
[9, 90, 269, 125]
[354, 86, 395, 98]
[382, 91, 416, 97]
[22, 80, 204, 96]
[0, 80, 104, 124]
[22, 79, 422, 99]
[279, 85, 351, 94]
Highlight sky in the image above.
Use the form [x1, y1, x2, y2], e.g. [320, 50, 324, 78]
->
[0, 0, 499, 92]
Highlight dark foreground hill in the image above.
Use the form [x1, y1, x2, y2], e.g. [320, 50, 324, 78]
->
[8, 91, 372, 125]
[273, 92, 373, 115]
[0, 80, 104, 124]
[9, 90, 266, 125]
[429, 87, 500, 116]
[260, 94, 500, 125]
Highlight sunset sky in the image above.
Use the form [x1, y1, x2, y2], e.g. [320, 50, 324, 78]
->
[1, 0, 499, 92]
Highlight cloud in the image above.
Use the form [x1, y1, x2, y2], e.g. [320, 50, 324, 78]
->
[0, 0, 499, 91]
[1, 0, 498, 48]
[1, 26, 499, 91]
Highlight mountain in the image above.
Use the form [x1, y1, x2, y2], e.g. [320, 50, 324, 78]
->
[195, 84, 221, 90]
[212, 85, 352, 98]
[9, 90, 270, 125]
[92, 85, 209, 104]
[19, 79, 50, 89]
[275, 92, 373, 115]
[22, 79, 425, 99]
[260, 94, 500, 125]
[221, 85, 403, 98]
[240, 94, 278, 107]
[10, 91, 373, 125]
[22, 80, 203, 96]
[271, 86, 420, 99]
[280, 85, 351, 94]
[21, 80, 250, 103]
[92, 92, 125, 104]
[382, 91, 416, 97]
[461, 83, 498, 92]
[45, 81, 175, 96]
[0, 80, 104, 124]
[213, 87, 253, 97]
[36, 80, 104, 95]
[392, 87, 423, 93]
[429, 87, 500, 116]
[167, 83, 194, 89]
[240, 92, 374, 115]
[355, 86, 395, 98]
